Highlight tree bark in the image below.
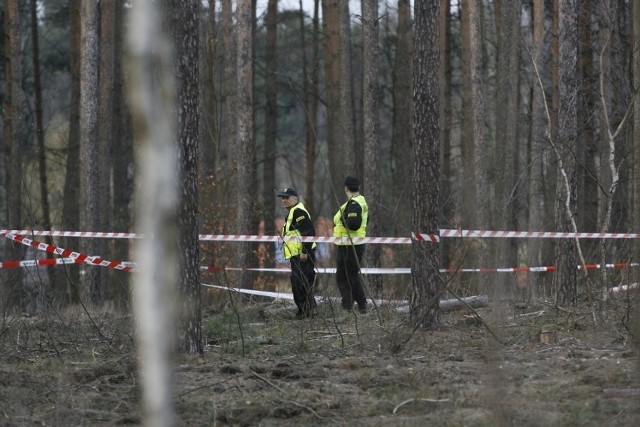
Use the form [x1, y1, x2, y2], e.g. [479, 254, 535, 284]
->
[236, 0, 256, 289]
[554, 0, 579, 305]
[79, 0, 102, 305]
[391, 0, 413, 237]
[164, 0, 203, 354]
[30, 0, 53, 288]
[3, 0, 25, 310]
[61, 0, 82, 303]
[411, 0, 441, 329]
[264, 0, 278, 223]
[362, 0, 381, 296]
[127, 1, 179, 423]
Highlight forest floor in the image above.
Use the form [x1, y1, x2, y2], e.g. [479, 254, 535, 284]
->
[1, 291, 640, 426]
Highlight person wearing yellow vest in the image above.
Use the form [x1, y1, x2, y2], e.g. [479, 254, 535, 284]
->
[277, 187, 317, 319]
[333, 176, 368, 313]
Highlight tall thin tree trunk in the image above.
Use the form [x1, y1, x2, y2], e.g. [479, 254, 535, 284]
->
[61, 0, 82, 304]
[79, 0, 102, 305]
[391, 0, 413, 235]
[411, 0, 441, 329]
[127, 0, 179, 423]
[554, 0, 579, 305]
[264, 0, 278, 224]
[236, 0, 256, 289]
[632, 0, 640, 334]
[99, 0, 118, 300]
[468, 0, 489, 293]
[30, 0, 53, 288]
[528, 0, 549, 297]
[494, 0, 522, 296]
[165, 0, 203, 353]
[111, 0, 132, 308]
[3, 0, 24, 310]
[322, 0, 343, 193]
[219, 0, 236, 189]
[302, 0, 318, 215]
[362, 0, 381, 296]
[338, 0, 356, 174]
[439, 0, 452, 231]
[200, 1, 218, 186]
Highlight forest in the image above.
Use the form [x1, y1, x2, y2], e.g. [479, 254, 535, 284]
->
[0, 1, 639, 425]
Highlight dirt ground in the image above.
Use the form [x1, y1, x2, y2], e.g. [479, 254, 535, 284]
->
[1, 293, 639, 426]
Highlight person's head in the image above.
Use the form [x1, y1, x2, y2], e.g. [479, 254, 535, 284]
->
[277, 187, 299, 208]
[344, 176, 360, 194]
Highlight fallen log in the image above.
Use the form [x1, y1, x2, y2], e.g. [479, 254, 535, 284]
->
[394, 294, 489, 313]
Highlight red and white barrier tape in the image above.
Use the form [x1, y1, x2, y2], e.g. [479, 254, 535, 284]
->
[3, 233, 133, 272]
[436, 229, 640, 239]
[609, 283, 639, 293]
[3, 228, 638, 242]
[0, 257, 78, 269]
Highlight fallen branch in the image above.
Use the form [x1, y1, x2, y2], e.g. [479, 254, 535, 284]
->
[393, 397, 450, 414]
[394, 295, 488, 314]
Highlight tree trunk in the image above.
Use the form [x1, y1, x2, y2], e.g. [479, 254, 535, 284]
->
[264, 0, 278, 224]
[111, 0, 132, 308]
[439, 1, 453, 271]
[494, 0, 522, 297]
[632, 0, 640, 335]
[554, 0, 579, 305]
[30, 0, 53, 288]
[468, 0, 489, 293]
[362, 0, 381, 296]
[164, 0, 203, 354]
[391, 0, 413, 236]
[199, 1, 218, 186]
[127, 0, 179, 423]
[99, 0, 117, 301]
[528, 0, 550, 297]
[219, 0, 236, 190]
[303, 0, 319, 216]
[578, 0, 597, 235]
[61, 0, 82, 304]
[411, 0, 441, 329]
[236, 0, 256, 289]
[79, 0, 102, 305]
[3, 0, 25, 310]
[322, 0, 343, 192]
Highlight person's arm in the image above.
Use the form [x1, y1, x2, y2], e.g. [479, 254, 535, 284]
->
[343, 200, 363, 231]
[291, 208, 316, 254]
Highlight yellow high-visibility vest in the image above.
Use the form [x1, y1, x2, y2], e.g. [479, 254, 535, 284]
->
[333, 195, 368, 245]
[282, 203, 317, 259]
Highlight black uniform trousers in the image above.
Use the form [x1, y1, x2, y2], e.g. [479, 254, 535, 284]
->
[289, 251, 317, 316]
[336, 244, 367, 312]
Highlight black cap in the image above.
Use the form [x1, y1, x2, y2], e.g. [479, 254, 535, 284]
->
[276, 187, 298, 198]
[344, 176, 359, 191]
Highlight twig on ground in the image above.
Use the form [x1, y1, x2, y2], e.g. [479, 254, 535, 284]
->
[250, 370, 287, 395]
[392, 397, 449, 414]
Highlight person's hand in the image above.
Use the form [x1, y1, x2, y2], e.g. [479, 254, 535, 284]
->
[300, 253, 308, 261]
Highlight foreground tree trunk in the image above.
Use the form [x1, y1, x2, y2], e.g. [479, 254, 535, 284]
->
[632, 0, 640, 337]
[410, 0, 441, 329]
[127, 1, 179, 425]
